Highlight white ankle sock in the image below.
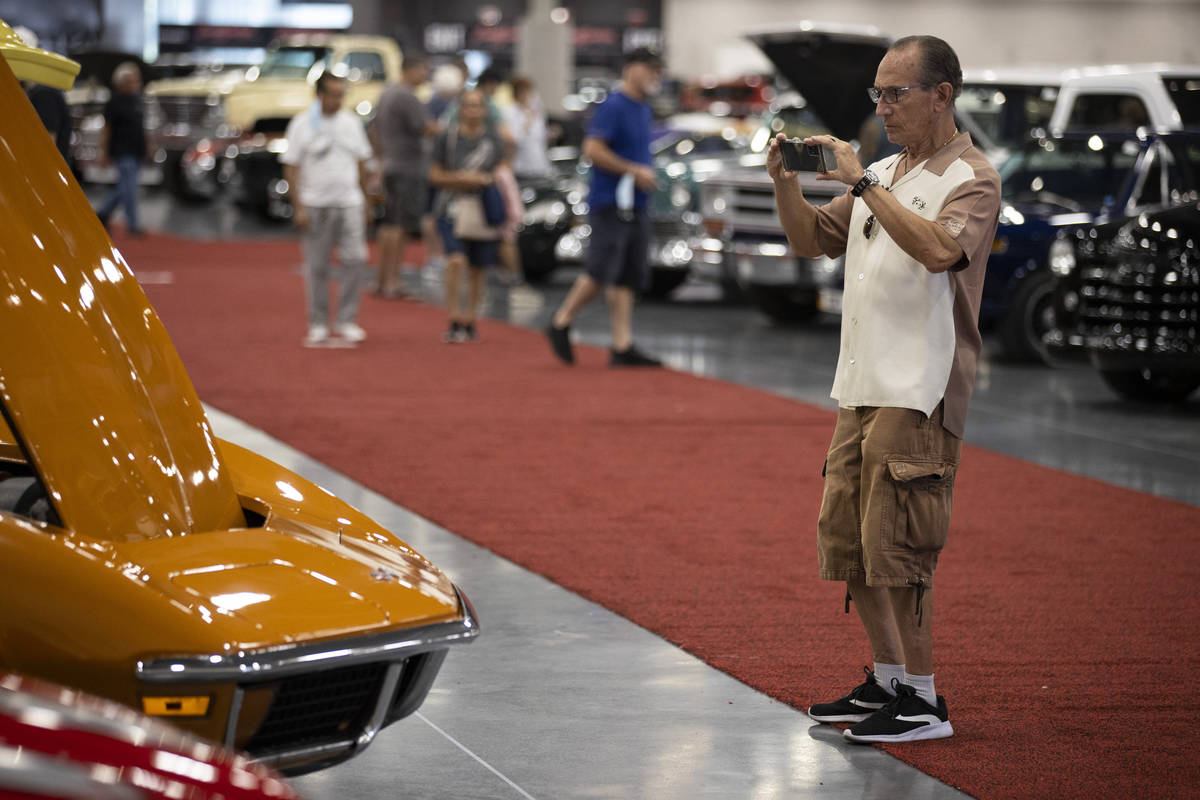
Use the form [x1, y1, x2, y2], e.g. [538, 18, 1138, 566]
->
[904, 672, 937, 706]
[874, 662, 905, 696]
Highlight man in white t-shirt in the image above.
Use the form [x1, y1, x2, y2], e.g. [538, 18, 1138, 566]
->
[281, 72, 374, 347]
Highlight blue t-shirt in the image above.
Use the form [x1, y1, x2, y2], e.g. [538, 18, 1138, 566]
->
[587, 91, 653, 210]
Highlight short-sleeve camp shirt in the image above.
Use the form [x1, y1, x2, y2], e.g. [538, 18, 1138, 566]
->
[811, 131, 1001, 438]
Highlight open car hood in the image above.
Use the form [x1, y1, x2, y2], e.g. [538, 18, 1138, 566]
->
[745, 23, 891, 141]
[0, 50, 245, 541]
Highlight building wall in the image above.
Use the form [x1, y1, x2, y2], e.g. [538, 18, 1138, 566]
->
[663, 0, 1200, 80]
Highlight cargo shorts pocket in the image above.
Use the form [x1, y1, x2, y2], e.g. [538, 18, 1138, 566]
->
[883, 459, 956, 553]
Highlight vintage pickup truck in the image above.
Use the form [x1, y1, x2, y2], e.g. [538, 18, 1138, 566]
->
[146, 34, 401, 197]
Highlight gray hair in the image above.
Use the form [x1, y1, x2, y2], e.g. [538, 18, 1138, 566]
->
[891, 35, 962, 101]
[112, 61, 141, 87]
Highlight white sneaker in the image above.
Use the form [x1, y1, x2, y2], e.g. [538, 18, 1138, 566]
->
[303, 324, 329, 347]
[337, 323, 367, 343]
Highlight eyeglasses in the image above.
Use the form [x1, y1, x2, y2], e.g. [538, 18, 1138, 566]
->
[863, 215, 876, 239]
[867, 85, 928, 104]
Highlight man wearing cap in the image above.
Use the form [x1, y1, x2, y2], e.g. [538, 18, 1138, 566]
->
[769, 35, 1000, 744]
[545, 47, 663, 367]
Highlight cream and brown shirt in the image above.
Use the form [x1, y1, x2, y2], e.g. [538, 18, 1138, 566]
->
[811, 132, 1001, 438]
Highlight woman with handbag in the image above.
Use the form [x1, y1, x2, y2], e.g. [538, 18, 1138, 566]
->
[429, 89, 505, 343]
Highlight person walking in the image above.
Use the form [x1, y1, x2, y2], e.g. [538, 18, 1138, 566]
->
[544, 48, 664, 367]
[281, 71, 375, 348]
[373, 52, 436, 299]
[429, 88, 504, 342]
[504, 76, 553, 181]
[95, 62, 148, 235]
[768, 35, 1001, 744]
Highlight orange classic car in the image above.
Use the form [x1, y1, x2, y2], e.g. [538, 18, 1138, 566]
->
[0, 21, 478, 776]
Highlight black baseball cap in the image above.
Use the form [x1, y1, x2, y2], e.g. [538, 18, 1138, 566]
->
[624, 47, 664, 69]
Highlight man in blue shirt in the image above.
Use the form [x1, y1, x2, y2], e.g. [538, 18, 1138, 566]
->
[546, 48, 663, 367]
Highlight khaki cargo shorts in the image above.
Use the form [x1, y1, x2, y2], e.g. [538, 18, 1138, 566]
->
[817, 404, 962, 587]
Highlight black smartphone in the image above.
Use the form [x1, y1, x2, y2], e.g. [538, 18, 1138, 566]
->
[779, 138, 838, 173]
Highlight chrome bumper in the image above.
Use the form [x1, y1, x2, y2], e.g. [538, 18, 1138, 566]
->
[694, 238, 843, 287]
[136, 586, 479, 774]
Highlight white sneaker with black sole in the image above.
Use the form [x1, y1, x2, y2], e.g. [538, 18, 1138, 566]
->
[807, 666, 895, 723]
[843, 680, 953, 743]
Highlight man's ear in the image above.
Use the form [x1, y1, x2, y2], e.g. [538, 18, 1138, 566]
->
[933, 82, 954, 112]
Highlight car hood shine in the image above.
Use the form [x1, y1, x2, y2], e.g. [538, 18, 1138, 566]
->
[0, 52, 246, 542]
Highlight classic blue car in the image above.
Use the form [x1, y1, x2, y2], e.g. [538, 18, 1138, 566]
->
[987, 130, 1200, 361]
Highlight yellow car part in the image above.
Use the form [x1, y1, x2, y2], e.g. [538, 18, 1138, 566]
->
[0, 19, 79, 89]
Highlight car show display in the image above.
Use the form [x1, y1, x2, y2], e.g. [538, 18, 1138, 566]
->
[0, 20, 478, 777]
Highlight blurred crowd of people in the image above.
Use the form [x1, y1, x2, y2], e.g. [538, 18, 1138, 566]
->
[290, 54, 557, 347]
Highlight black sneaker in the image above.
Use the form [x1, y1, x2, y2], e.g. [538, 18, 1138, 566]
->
[843, 681, 953, 743]
[545, 323, 574, 364]
[807, 666, 895, 723]
[461, 322, 478, 342]
[443, 321, 463, 343]
[609, 345, 661, 367]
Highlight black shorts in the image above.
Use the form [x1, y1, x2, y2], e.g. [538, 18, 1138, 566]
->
[383, 173, 426, 233]
[585, 206, 650, 291]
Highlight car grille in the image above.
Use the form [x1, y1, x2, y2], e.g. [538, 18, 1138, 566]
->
[243, 662, 389, 755]
[157, 96, 210, 126]
[1075, 258, 1200, 355]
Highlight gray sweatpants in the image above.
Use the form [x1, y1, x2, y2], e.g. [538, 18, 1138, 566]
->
[301, 205, 369, 328]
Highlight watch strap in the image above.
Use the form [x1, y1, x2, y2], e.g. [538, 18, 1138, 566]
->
[851, 170, 879, 198]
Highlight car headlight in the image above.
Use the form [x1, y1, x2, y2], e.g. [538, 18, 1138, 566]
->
[669, 183, 692, 208]
[203, 93, 226, 127]
[701, 184, 732, 217]
[523, 199, 568, 227]
[1048, 237, 1077, 276]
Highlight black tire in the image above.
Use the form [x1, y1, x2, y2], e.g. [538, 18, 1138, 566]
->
[644, 267, 689, 300]
[1098, 369, 1200, 402]
[744, 283, 820, 324]
[997, 269, 1057, 363]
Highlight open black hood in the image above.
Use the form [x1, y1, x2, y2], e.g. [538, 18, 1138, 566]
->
[746, 24, 891, 141]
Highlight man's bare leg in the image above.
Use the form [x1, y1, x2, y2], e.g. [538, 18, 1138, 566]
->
[376, 225, 401, 295]
[465, 266, 487, 323]
[890, 584, 933, 676]
[606, 285, 635, 352]
[552, 274, 602, 328]
[847, 578, 906, 667]
[444, 253, 466, 320]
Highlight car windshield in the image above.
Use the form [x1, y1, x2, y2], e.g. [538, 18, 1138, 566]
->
[959, 83, 1058, 150]
[998, 136, 1141, 209]
[1162, 76, 1200, 127]
[257, 47, 330, 79]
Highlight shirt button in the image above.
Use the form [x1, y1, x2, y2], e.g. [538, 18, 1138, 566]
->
[858, 273, 865, 280]
[849, 358, 856, 365]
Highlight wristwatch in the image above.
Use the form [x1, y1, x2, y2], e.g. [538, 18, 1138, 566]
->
[851, 169, 881, 197]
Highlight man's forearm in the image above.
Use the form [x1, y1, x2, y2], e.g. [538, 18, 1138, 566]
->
[860, 186, 963, 273]
[584, 137, 636, 176]
[284, 164, 301, 210]
[774, 177, 825, 259]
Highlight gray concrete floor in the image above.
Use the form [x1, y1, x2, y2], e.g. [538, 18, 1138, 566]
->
[115, 188, 1198, 798]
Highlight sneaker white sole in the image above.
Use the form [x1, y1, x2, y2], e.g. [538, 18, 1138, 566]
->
[807, 709, 874, 723]
[843, 720, 954, 743]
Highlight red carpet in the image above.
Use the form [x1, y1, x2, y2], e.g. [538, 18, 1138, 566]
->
[117, 232, 1200, 799]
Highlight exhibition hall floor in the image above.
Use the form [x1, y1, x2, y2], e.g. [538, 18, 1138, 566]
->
[101, 191, 1200, 798]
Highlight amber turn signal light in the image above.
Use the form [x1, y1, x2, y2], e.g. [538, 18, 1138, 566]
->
[141, 696, 211, 716]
